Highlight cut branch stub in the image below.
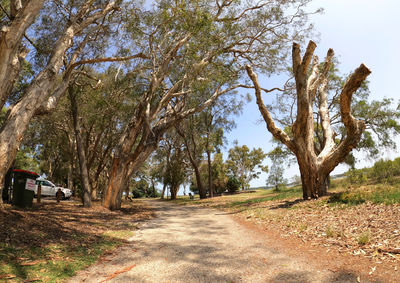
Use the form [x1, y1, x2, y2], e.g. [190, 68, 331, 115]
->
[340, 63, 372, 131]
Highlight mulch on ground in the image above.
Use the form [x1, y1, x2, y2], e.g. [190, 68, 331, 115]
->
[0, 199, 156, 249]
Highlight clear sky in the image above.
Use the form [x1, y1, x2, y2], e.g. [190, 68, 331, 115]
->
[226, 0, 400, 188]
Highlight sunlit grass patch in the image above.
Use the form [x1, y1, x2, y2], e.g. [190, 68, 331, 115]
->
[357, 230, 372, 246]
[0, 236, 119, 282]
[328, 185, 400, 206]
[103, 230, 135, 240]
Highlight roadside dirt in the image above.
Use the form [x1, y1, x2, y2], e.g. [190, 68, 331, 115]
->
[67, 200, 396, 282]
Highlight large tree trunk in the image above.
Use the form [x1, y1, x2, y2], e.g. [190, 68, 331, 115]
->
[102, 158, 129, 210]
[161, 183, 167, 199]
[103, 143, 157, 210]
[193, 164, 206, 199]
[70, 87, 92, 207]
[297, 156, 326, 199]
[170, 183, 179, 200]
[246, 41, 370, 200]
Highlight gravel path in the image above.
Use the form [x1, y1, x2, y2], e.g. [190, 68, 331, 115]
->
[67, 200, 378, 283]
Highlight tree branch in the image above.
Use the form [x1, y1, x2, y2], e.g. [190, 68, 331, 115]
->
[246, 64, 296, 152]
[67, 53, 148, 73]
[323, 63, 371, 171]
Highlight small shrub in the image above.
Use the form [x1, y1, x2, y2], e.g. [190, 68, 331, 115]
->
[328, 191, 365, 205]
[325, 226, 336, 238]
[298, 223, 308, 232]
[357, 230, 371, 245]
[345, 168, 368, 185]
[371, 159, 396, 183]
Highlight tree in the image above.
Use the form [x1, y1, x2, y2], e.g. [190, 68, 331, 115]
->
[267, 164, 286, 191]
[211, 152, 228, 194]
[68, 85, 92, 207]
[176, 117, 207, 199]
[226, 143, 267, 190]
[266, 60, 400, 169]
[267, 147, 287, 191]
[0, 1, 139, 207]
[226, 176, 240, 193]
[102, 0, 316, 209]
[246, 40, 374, 199]
[203, 95, 246, 197]
[163, 135, 187, 200]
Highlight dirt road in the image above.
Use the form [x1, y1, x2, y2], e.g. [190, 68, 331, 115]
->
[67, 200, 381, 282]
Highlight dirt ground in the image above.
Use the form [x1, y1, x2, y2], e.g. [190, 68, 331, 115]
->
[67, 200, 397, 282]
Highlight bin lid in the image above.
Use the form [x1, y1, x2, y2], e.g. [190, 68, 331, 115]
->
[12, 169, 39, 179]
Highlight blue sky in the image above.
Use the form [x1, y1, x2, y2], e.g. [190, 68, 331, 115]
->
[226, 0, 400, 188]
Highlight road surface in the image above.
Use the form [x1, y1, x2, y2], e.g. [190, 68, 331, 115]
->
[67, 200, 379, 282]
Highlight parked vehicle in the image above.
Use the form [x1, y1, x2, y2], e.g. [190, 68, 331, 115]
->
[34, 178, 72, 199]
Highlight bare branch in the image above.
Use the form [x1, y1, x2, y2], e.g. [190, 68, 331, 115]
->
[246, 64, 295, 152]
[68, 53, 148, 72]
[340, 64, 371, 131]
[292, 42, 301, 74]
[300, 40, 317, 75]
[323, 64, 371, 172]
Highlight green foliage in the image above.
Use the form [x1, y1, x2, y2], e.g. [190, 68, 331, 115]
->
[345, 168, 369, 185]
[267, 163, 287, 191]
[14, 147, 40, 173]
[328, 185, 400, 206]
[212, 153, 228, 194]
[344, 157, 400, 186]
[370, 158, 400, 182]
[357, 230, 371, 245]
[131, 179, 159, 198]
[226, 176, 241, 193]
[226, 143, 267, 190]
[131, 179, 148, 198]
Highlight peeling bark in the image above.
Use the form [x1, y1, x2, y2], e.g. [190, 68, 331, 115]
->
[247, 41, 371, 199]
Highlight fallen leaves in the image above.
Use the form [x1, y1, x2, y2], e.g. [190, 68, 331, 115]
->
[240, 200, 400, 263]
[368, 266, 376, 275]
[0, 274, 16, 279]
[202, 192, 400, 264]
[19, 260, 45, 266]
[0, 200, 156, 282]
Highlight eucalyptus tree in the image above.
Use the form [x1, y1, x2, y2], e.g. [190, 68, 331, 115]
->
[247, 41, 400, 199]
[103, 0, 316, 209]
[266, 147, 287, 191]
[211, 152, 228, 194]
[153, 132, 190, 200]
[226, 143, 268, 190]
[203, 94, 246, 197]
[23, 98, 77, 188]
[177, 94, 243, 199]
[0, 0, 145, 206]
[176, 114, 207, 198]
[66, 67, 135, 206]
[164, 139, 187, 200]
[20, 66, 131, 206]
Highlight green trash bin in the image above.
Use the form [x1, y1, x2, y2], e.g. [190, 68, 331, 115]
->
[11, 169, 39, 208]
